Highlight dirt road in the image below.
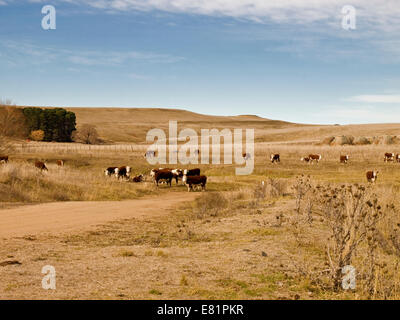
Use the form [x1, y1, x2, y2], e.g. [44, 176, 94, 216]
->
[0, 192, 198, 238]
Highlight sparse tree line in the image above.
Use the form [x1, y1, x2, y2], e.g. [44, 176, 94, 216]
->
[0, 99, 100, 145]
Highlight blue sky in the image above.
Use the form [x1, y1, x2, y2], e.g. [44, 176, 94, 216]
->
[0, 0, 400, 124]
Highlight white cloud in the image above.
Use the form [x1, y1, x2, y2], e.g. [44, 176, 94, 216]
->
[54, 0, 400, 32]
[1, 41, 184, 66]
[347, 95, 400, 103]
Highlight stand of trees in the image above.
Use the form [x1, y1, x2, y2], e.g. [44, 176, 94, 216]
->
[22, 107, 76, 142]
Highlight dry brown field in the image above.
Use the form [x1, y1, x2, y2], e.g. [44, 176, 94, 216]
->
[1, 107, 400, 300]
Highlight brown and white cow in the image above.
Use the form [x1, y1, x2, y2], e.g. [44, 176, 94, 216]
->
[104, 167, 118, 177]
[384, 153, 395, 162]
[115, 166, 131, 180]
[150, 168, 172, 180]
[183, 175, 207, 192]
[154, 169, 174, 187]
[270, 154, 280, 163]
[171, 169, 184, 184]
[35, 161, 48, 171]
[57, 160, 64, 167]
[300, 157, 311, 163]
[366, 170, 379, 183]
[308, 154, 322, 164]
[340, 155, 349, 164]
[0, 155, 9, 164]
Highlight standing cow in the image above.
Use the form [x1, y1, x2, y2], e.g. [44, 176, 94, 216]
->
[57, 160, 64, 167]
[115, 166, 131, 180]
[154, 169, 174, 187]
[366, 170, 379, 183]
[384, 153, 395, 162]
[183, 174, 207, 192]
[35, 161, 48, 171]
[104, 167, 118, 177]
[270, 154, 280, 163]
[340, 155, 349, 164]
[308, 154, 322, 164]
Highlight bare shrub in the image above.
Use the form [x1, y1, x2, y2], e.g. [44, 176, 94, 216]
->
[73, 124, 100, 145]
[0, 104, 27, 138]
[292, 175, 313, 216]
[314, 184, 384, 291]
[194, 192, 228, 219]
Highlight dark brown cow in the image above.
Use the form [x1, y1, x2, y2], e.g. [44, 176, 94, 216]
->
[150, 168, 172, 180]
[384, 153, 395, 162]
[183, 168, 200, 176]
[270, 154, 280, 163]
[154, 170, 173, 187]
[366, 170, 379, 183]
[308, 154, 322, 163]
[0, 155, 8, 163]
[131, 174, 144, 182]
[57, 160, 64, 167]
[35, 161, 48, 171]
[183, 175, 207, 192]
[340, 155, 349, 164]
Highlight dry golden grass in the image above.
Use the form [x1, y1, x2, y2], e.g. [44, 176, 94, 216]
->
[2, 108, 400, 300]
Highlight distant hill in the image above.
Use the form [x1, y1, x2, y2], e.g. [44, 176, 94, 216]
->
[16, 106, 400, 144]
[62, 107, 297, 143]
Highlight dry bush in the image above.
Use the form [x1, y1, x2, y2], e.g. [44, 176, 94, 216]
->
[193, 192, 228, 219]
[0, 103, 27, 138]
[314, 184, 384, 291]
[73, 124, 100, 145]
[354, 136, 371, 145]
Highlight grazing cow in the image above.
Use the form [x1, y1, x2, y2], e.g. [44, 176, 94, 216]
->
[243, 153, 251, 160]
[366, 170, 379, 183]
[183, 168, 200, 177]
[57, 160, 64, 167]
[308, 154, 322, 164]
[115, 166, 131, 180]
[340, 155, 349, 164]
[104, 167, 118, 177]
[0, 155, 8, 164]
[154, 169, 173, 187]
[35, 161, 48, 171]
[384, 153, 395, 162]
[171, 169, 183, 184]
[131, 174, 144, 183]
[150, 168, 172, 179]
[183, 175, 207, 192]
[270, 154, 280, 163]
[144, 151, 156, 158]
[396, 154, 400, 163]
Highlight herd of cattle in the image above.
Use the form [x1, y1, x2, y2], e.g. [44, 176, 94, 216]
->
[1, 151, 400, 187]
[104, 166, 207, 191]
